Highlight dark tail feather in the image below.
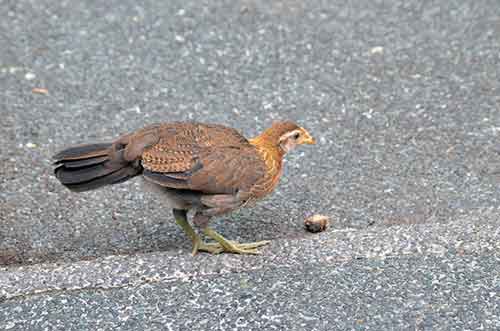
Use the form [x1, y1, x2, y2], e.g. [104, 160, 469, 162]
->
[53, 143, 111, 161]
[53, 143, 141, 192]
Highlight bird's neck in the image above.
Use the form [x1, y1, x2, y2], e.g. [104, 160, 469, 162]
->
[249, 134, 285, 183]
[248, 134, 285, 160]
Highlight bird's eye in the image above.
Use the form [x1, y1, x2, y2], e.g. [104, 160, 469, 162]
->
[292, 132, 300, 139]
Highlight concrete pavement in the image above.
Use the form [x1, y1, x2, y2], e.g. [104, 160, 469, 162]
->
[1, 0, 500, 329]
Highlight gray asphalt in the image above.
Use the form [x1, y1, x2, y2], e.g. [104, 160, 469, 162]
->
[2, 254, 499, 331]
[1, 0, 500, 329]
[1, 215, 499, 330]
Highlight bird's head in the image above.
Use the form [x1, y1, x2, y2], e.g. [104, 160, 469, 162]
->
[251, 121, 316, 154]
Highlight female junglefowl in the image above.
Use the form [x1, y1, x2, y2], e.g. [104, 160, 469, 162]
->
[53, 121, 315, 255]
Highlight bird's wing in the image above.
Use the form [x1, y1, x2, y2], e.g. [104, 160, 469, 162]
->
[112, 121, 248, 169]
[135, 122, 266, 195]
[138, 122, 247, 170]
[143, 145, 267, 196]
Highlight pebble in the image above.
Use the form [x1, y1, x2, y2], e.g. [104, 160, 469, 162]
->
[304, 214, 330, 233]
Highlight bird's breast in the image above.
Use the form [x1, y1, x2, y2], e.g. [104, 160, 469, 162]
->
[250, 145, 284, 199]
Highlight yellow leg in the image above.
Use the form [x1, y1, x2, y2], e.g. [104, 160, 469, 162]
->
[173, 209, 223, 255]
[202, 227, 270, 255]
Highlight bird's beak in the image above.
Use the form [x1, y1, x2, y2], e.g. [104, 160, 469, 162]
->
[301, 129, 316, 145]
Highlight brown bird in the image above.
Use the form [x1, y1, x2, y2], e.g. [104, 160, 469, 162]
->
[53, 121, 315, 255]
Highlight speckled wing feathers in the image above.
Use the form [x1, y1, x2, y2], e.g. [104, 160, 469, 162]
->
[141, 123, 246, 172]
[136, 123, 266, 196]
[185, 146, 267, 195]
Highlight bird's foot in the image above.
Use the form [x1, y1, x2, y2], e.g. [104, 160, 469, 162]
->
[192, 239, 270, 255]
[192, 240, 223, 255]
[201, 227, 270, 255]
[218, 240, 271, 255]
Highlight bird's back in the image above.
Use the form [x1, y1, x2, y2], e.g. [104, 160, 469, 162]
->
[139, 122, 251, 173]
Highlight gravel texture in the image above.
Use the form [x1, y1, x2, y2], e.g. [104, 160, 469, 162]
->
[2, 254, 499, 331]
[1, 0, 499, 265]
[1, 214, 499, 330]
[1, 0, 500, 329]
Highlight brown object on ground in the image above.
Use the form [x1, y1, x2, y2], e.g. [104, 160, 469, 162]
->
[32, 87, 48, 95]
[304, 214, 329, 233]
[53, 121, 315, 255]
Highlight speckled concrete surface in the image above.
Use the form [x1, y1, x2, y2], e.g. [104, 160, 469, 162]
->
[1, 0, 500, 329]
[1, 211, 499, 300]
[1, 213, 499, 329]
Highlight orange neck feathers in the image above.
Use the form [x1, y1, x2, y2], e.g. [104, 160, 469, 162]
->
[247, 125, 295, 198]
[248, 121, 300, 157]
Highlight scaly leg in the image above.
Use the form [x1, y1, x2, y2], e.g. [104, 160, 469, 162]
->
[172, 209, 223, 255]
[202, 227, 271, 255]
[193, 211, 271, 255]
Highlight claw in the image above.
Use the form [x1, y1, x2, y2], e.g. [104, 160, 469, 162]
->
[192, 240, 224, 255]
[202, 227, 270, 255]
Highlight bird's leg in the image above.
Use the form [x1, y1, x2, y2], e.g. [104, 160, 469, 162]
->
[193, 211, 271, 255]
[201, 227, 271, 255]
[172, 209, 223, 255]
[172, 209, 197, 242]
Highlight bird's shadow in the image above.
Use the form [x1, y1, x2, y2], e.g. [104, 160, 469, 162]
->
[0, 205, 309, 267]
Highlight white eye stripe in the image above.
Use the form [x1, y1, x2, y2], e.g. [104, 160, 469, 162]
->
[279, 130, 302, 141]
